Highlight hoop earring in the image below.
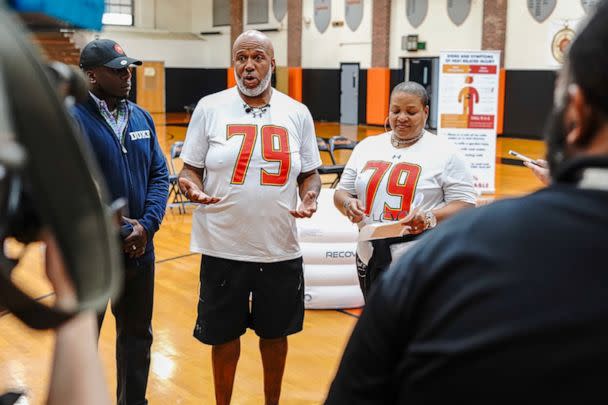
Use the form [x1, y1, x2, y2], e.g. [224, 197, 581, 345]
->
[384, 116, 390, 133]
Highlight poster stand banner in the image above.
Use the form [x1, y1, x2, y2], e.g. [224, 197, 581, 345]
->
[437, 50, 501, 194]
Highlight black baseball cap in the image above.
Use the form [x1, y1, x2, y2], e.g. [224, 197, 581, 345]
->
[79, 39, 142, 70]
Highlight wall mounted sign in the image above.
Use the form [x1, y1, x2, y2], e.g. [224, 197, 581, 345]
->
[248, 0, 269, 24]
[447, 0, 471, 26]
[581, 0, 601, 13]
[438, 51, 501, 194]
[314, 0, 331, 33]
[527, 0, 557, 23]
[406, 0, 428, 28]
[345, 0, 364, 31]
[273, 0, 287, 22]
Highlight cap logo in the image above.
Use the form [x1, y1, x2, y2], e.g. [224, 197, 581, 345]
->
[114, 44, 125, 55]
[120, 60, 128, 66]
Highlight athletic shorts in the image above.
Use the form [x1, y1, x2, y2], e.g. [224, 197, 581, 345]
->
[193, 254, 305, 345]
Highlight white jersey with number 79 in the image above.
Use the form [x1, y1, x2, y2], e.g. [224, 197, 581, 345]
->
[337, 131, 477, 264]
[181, 87, 321, 263]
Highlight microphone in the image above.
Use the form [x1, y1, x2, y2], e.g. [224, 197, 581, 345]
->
[243, 103, 270, 117]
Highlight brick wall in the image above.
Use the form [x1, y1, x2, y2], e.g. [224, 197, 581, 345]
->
[482, 0, 507, 67]
[287, 0, 302, 66]
[230, 0, 244, 60]
[371, 0, 391, 68]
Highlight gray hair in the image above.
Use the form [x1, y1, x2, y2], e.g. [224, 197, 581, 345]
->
[390, 81, 429, 107]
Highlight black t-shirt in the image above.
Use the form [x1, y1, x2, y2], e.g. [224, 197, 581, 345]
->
[326, 183, 608, 404]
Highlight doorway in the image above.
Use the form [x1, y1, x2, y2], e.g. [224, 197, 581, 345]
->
[136, 61, 165, 114]
[340, 63, 359, 125]
[402, 57, 439, 129]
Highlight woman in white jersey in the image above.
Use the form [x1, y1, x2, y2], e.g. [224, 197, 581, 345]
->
[334, 82, 477, 299]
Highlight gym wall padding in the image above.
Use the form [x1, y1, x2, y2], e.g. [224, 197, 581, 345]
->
[302, 68, 340, 122]
[358, 69, 367, 126]
[275, 66, 289, 94]
[165, 68, 227, 113]
[366, 67, 390, 125]
[288, 67, 303, 102]
[128, 67, 137, 103]
[390, 68, 404, 95]
[227, 66, 235, 88]
[502, 69, 557, 139]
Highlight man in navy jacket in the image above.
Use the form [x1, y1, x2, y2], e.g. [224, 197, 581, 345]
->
[71, 39, 169, 405]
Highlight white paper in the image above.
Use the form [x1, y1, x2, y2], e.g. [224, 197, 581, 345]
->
[357, 194, 424, 241]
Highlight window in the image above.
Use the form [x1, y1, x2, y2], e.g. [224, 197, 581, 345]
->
[213, 0, 230, 27]
[103, 0, 134, 26]
[247, 0, 268, 24]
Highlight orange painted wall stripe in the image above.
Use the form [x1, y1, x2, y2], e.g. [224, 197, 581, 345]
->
[497, 68, 506, 135]
[366, 67, 390, 126]
[288, 67, 302, 102]
[227, 66, 236, 88]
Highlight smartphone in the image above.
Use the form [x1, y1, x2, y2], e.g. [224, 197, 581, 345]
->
[508, 150, 537, 164]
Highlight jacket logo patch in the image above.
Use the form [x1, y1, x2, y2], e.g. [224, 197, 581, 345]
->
[129, 130, 151, 141]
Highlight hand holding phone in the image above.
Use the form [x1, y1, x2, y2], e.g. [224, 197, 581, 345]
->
[508, 150, 536, 164]
[509, 150, 551, 185]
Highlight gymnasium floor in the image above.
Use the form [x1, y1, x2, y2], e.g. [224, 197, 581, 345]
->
[0, 113, 545, 404]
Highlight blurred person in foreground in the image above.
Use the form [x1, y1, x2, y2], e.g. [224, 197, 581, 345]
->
[326, 1, 608, 403]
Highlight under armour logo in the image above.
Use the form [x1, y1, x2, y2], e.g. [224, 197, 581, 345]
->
[392, 155, 401, 160]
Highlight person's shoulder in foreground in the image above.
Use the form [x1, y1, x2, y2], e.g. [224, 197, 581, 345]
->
[325, 184, 608, 404]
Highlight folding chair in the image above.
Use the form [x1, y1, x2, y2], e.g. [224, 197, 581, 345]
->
[167, 141, 187, 214]
[327, 135, 358, 187]
[316, 137, 345, 188]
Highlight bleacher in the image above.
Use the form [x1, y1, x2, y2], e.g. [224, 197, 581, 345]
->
[30, 30, 80, 66]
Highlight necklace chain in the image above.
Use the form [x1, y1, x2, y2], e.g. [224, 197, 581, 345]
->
[391, 130, 423, 147]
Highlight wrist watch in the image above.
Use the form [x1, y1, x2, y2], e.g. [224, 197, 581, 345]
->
[424, 211, 437, 230]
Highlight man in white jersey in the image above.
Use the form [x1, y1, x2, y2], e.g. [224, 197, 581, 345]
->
[178, 30, 321, 405]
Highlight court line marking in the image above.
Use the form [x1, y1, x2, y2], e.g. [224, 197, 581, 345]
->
[335, 309, 361, 319]
[155, 252, 198, 264]
[0, 254, 197, 320]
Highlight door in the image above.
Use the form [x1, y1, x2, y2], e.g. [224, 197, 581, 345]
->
[403, 57, 439, 129]
[136, 61, 165, 114]
[340, 63, 359, 125]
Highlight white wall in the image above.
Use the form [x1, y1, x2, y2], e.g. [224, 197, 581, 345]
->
[75, 0, 289, 68]
[505, 0, 586, 70]
[72, 1, 593, 71]
[389, 0, 484, 69]
[191, 0, 237, 68]
[74, 0, 228, 68]
[301, 0, 373, 68]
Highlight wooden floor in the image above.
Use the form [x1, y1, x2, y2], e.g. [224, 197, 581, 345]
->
[0, 115, 545, 404]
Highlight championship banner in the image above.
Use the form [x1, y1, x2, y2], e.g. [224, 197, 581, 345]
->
[437, 50, 500, 194]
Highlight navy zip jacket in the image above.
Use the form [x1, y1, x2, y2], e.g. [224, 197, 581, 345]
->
[71, 95, 169, 266]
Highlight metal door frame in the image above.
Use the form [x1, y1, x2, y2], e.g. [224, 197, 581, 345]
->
[339, 62, 360, 125]
[401, 57, 439, 130]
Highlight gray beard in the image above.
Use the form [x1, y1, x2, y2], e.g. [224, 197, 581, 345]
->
[235, 68, 272, 97]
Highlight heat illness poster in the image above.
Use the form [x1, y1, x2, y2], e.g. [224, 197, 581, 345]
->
[437, 50, 500, 194]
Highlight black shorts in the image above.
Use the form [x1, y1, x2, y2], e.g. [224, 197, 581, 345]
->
[193, 254, 305, 345]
